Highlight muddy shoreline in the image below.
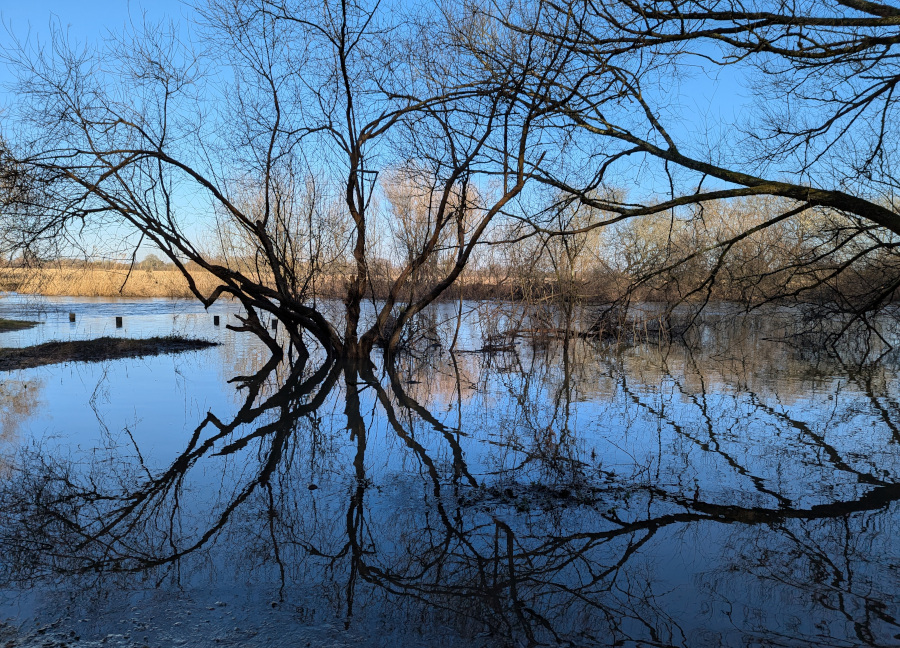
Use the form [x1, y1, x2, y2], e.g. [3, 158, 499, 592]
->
[0, 336, 218, 371]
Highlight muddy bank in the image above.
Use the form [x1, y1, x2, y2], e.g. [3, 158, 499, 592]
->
[0, 318, 38, 332]
[0, 336, 218, 371]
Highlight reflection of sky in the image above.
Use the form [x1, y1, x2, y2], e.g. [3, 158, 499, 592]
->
[0, 295, 248, 467]
[2, 294, 897, 501]
[0, 297, 898, 646]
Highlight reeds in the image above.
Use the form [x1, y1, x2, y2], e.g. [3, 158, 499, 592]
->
[0, 267, 222, 298]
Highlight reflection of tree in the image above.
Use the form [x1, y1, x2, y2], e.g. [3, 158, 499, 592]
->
[0, 338, 898, 646]
[0, 379, 42, 475]
[0, 355, 340, 578]
[0, 379, 42, 441]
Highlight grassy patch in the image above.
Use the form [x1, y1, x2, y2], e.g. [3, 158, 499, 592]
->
[0, 336, 218, 371]
[0, 317, 39, 332]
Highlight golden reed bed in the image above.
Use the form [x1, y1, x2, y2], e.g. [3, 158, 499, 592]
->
[0, 268, 223, 299]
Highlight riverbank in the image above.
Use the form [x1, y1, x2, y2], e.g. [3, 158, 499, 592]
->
[0, 336, 218, 371]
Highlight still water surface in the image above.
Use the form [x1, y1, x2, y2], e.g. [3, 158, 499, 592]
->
[0, 295, 898, 647]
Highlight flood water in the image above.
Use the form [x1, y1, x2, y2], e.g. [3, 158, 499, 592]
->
[0, 295, 898, 647]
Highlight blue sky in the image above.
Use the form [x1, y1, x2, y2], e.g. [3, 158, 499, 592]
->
[1, 1, 183, 40]
[1, 1, 202, 261]
[0, 0, 756, 262]
[1, 0, 749, 127]
[1, 0, 187, 103]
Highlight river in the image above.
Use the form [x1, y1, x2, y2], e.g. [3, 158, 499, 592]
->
[0, 294, 897, 647]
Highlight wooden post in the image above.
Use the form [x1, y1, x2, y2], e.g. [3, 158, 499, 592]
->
[69, 313, 76, 322]
[213, 315, 220, 326]
[271, 319, 278, 330]
[115, 316, 123, 328]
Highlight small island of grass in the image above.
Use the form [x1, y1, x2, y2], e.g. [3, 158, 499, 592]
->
[0, 336, 218, 371]
[0, 317, 39, 332]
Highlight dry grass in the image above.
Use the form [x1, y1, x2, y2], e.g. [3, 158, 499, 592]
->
[0, 267, 223, 298]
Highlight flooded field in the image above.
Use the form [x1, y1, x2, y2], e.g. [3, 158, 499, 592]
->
[0, 295, 897, 647]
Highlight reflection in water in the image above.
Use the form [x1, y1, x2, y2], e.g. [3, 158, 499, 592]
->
[0, 380, 42, 440]
[0, 379, 42, 475]
[0, 311, 898, 647]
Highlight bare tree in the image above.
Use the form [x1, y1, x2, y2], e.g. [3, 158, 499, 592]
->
[0, 0, 568, 361]
[10, 0, 899, 357]
[481, 0, 900, 340]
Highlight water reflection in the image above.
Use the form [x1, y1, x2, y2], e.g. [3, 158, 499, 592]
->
[0, 380, 42, 436]
[0, 379, 42, 476]
[0, 312, 898, 647]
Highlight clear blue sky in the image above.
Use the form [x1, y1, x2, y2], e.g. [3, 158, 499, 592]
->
[1, 0, 188, 101]
[1, 0, 751, 169]
[1, 1, 184, 40]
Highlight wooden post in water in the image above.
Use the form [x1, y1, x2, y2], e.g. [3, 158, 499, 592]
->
[69, 313, 76, 323]
[213, 315, 220, 326]
[271, 319, 278, 331]
[115, 316, 123, 328]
